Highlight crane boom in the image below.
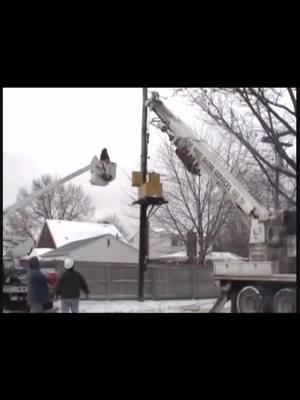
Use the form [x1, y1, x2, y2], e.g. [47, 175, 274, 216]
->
[147, 92, 270, 223]
[3, 163, 93, 216]
[3, 150, 117, 218]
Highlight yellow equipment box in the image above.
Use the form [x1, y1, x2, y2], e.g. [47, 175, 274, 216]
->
[132, 171, 144, 187]
[139, 182, 163, 199]
[148, 173, 161, 185]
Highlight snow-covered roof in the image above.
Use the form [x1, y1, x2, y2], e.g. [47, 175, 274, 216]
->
[33, 248, 53, 256]
[159, 251, 187, 259]
[21, 248, 53, 260]
[45, 219, 127, 248]
[157, 251, 243, 261]
[152, 228, 166, 233]
[206, 252, 243, 261]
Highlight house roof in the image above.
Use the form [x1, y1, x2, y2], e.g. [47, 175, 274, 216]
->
[206, 252, 243, 261]
[32, 248, 53, 257]
[158, 251, 187, 260]
[152, 228, 167, 234]
[42, 219, 127, 248]
[156, 251, 243, 261]
[21, 248, 55, 260]
[128, 227, 177, 243]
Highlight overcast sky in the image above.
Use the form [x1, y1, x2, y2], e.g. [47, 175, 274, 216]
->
[5, 88, 294, 236]
[3, 88, 198, 235]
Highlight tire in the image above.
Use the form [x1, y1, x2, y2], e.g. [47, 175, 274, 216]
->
[230, 291, 238, 313]
[273, 288, 296, 313]
[236, 286, 264, 313]
[3, 294, 10, 309]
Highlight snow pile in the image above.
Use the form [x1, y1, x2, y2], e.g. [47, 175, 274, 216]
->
[46, 219, 127, 248]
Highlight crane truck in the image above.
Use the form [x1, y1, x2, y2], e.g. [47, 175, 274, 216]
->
[3, 154, 116, 310]
[146, 92, 296, 313]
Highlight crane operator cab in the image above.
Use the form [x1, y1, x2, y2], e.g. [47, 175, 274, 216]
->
[89, 148, 117, 187]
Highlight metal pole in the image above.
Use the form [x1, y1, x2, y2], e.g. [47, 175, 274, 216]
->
[138, 88, 148, 301]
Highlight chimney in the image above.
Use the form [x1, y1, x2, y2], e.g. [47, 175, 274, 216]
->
[186, 229, 197, 261]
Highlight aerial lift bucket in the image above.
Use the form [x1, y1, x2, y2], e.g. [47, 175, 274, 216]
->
[90, 156, 117, 187]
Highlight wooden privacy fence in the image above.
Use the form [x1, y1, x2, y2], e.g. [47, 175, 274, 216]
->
[51, 261, 220, 300]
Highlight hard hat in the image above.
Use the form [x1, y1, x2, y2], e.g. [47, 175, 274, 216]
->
[64, 257, 74, 270]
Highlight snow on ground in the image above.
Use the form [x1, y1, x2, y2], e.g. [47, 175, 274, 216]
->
[3, 299, 231, 313]
[53, 299, 231, 313]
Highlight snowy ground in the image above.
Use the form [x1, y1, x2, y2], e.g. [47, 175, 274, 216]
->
[3, 299, 231, 313]
[52, 299, 231, 313]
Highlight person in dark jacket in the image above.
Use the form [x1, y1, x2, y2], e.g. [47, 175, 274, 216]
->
[99, 148, 112, 182]
[56, 258, 89, 313]
[100, 148, 110, 162]
[27, 256, 50, 313]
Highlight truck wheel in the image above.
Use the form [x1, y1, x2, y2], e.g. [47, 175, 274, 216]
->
[3, 294, 10, 310]
[236, 286, 264, 313]
[273, 288, 296, 313]
[230, 291, 238, 313]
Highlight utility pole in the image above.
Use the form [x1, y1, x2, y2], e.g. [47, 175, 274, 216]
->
[138, 88, 149, 301]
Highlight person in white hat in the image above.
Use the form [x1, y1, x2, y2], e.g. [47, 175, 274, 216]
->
[55, 257, 89, 313]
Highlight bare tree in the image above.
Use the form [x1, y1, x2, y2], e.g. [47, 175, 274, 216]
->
[4, 174, 95, 240]
[173, 88, 296, 208]
[213, 208, 250, 257]
[152, 129, 253, 264]
[97, 213, 129, 240]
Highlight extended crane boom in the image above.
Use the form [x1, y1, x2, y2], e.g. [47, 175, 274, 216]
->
[147, 92, 270, 223]
[3, 164, 92, 216]
[3, 155, 117, 217]
[146, 92, 296, 313]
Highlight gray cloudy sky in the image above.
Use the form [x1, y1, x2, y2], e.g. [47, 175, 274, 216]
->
[3, 88, 198, 234]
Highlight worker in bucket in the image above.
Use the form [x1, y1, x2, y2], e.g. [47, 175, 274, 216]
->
[27, 255, 50, 313]
[99, 148, 113, 182]
[100, 148, 110, 162]
[55, 257, 89, 313]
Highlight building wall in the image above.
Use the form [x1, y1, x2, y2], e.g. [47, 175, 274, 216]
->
[70, 237, 139, 263]
[149, 234, 185, 258]
[131, 231, 185, 259]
